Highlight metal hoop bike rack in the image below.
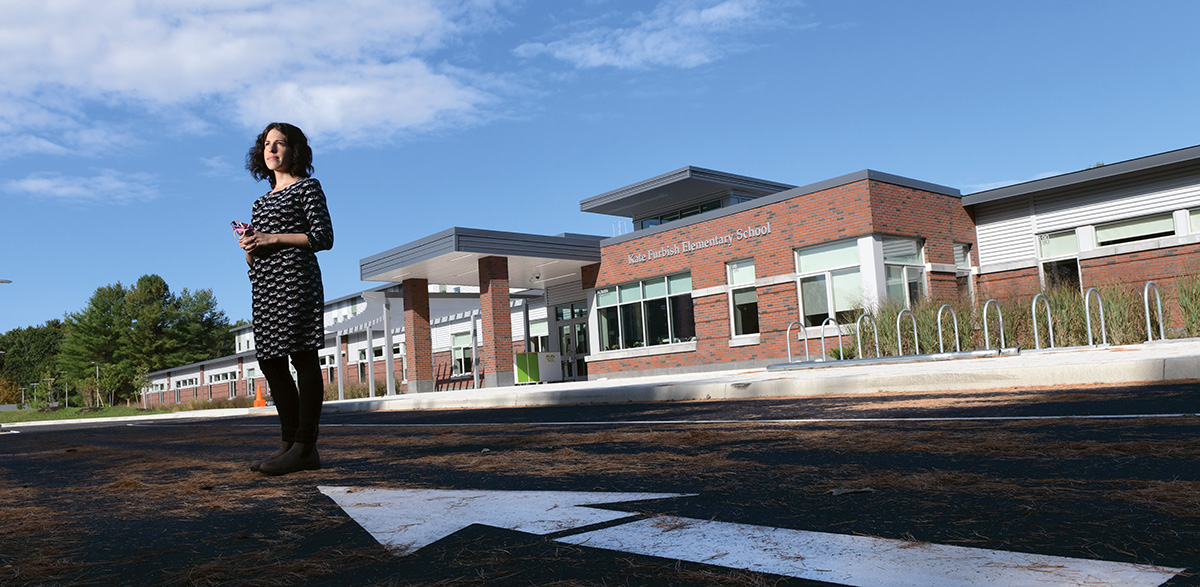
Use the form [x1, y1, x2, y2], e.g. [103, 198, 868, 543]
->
[1031, 293, 1055, 349]
[1084, 287, 1107, 346]
[821, 317, 843, 360]
[896, 308, 918, 356]
[936, 304, 960, 353]
[785, 321, 811, 363]
[855, 313, 880, 359]
[1144, 281, 1166, 342]
[982, 299, 1005, 349]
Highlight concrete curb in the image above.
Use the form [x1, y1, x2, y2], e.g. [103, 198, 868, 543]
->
[323, 341, 1200, 413]
[1, 406, 277, 431]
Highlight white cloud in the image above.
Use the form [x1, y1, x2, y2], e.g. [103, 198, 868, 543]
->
[0, 0, 514, 154]
[3, 170, 159, 204]
[514, 0, 784, 69]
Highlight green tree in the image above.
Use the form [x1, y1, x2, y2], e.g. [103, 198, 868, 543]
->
[169, 288, 235, 365]
[60, 283, 129, 391]
[59, 275, 235, 405]
[0, 320, 66, 393]
[122, 274, 177, 374]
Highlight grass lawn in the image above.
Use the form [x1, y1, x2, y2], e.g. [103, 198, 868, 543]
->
[0, 405, 171, 424]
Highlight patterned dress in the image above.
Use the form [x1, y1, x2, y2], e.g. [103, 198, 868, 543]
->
[248, 178, 334, 360]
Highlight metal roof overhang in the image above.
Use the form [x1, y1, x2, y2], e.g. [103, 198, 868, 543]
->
[962, 144, 1200, 206]
[579, 166, 795, 219]
[359, 227, 603, 288]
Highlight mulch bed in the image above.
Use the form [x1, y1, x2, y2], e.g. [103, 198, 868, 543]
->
[1, 385, 1198, 585]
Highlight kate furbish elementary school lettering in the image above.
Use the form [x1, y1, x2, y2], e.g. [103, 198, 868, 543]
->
[630, 223, 771, 265]
[144, 144, 1200, 406]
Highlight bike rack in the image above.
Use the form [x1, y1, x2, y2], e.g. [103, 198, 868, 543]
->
[1083, 287, 1107, 346]
[1031, 293, 1055, 349]
[855, 313, 880, 359]
[785, 321, 811, 363]
[820, 317, 843, 360]
[936, 305, 960, 353]
[896, 308, 918, 356]
[982, 299, 1005, 350]
[1144, 281, 1166, 342]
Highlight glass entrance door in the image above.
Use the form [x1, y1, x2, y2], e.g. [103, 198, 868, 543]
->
[555, 302, 589, 381]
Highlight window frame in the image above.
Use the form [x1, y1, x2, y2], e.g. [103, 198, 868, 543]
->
[882, 237, 926, 307]
[450, 332, 473, 377]
[1094, 213, 1176, 247]
[595, 272, 694, 351]
[795, 240, 862, 328]
[726, 258, 759, 337]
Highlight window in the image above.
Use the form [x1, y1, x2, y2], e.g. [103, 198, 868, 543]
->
[1095, 214, 1175, 247]
[953, 243, 973, 270]
[555, 302, 587, 321]
[597, 273, 694, 350]
[451, 333, 473, 376]
[1038, 230, 1080, 290]
[796, 241, 861, 327]
[727, 259, 759, 336]
[636, 199, 724, 230]
[528, 320, 550, 352]
[883, 237, 925, 306]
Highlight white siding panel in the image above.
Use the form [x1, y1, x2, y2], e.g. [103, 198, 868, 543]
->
[431, 320, 453, 351]
[546, 280, 586, 308]
[974, 196, 1036, 266]
[1034, 174, 1200, 232]
[528, 299, 547, 322]
[510, 302, 526, 340]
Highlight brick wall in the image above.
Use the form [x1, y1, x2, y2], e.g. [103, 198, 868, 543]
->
[588, 178, 973, 376]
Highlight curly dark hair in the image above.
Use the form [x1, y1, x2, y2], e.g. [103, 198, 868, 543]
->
[245, 122, 315, 187]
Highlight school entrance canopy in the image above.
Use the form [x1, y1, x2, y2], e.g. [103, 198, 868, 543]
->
[359, 227, 603, 390]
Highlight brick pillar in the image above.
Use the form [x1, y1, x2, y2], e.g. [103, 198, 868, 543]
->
[402, 278, 434, 392]
[478, 256, 514, 388]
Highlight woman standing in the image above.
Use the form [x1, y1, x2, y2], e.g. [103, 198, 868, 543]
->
[239, 122, 334, 476]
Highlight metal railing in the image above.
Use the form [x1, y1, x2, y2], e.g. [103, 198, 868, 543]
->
[780, 279, 1192, 364]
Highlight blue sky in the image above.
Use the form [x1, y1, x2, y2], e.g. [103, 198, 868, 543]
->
[2, 0, 1199, 333]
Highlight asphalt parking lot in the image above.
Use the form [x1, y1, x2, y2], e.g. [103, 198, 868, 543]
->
[2, 383, 1198, 586]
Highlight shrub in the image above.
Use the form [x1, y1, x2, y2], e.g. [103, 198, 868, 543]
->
[1175, 274, 1200, 338]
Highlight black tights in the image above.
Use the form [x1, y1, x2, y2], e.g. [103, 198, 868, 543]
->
[259, 349, 324, 444]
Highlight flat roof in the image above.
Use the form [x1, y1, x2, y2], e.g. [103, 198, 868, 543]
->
[602, 169, 960, 247]
[962, 144, 1200, 206]
[580, 166, 796, 219]
[360, 227, 603, 287]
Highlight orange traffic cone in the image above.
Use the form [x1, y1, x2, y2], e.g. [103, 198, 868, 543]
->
[253, 382, 267, 407]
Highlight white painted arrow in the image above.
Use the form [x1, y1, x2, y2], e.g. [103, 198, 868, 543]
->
[318, 486, 689, 555]
[322, 487, 1183, 587]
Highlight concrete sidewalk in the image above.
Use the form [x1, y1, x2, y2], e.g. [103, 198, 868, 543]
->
[324, 338, 1200, 412]
[5, 339, 1198, 432]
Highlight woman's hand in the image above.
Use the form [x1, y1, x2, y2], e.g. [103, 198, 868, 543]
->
[238, 231, 270, 254]
[239, 231, 311, 255]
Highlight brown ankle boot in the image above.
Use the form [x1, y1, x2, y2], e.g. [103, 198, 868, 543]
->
[250, 441, 293, 472]
[258, 442, 320, 476]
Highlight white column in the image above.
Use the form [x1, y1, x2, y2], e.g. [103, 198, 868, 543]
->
[382, 297, 396, 396]
[366, 326, 376, 398]
[335, 335, 345, 401]
[858, 235, 886, 312]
